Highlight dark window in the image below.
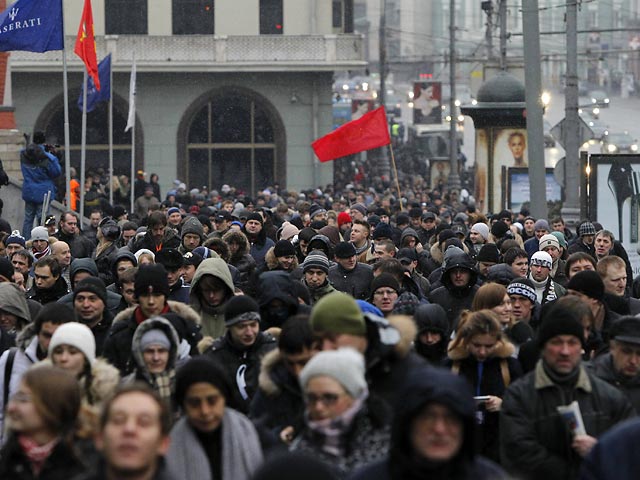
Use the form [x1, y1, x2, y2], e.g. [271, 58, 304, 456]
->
[332, 0, 353, 33]
[105, 0, 148, 34]
[260, 0, 283, 34]
[173, 0, 214, 35]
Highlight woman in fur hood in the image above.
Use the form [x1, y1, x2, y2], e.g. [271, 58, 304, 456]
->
[444, 310, 523, 463]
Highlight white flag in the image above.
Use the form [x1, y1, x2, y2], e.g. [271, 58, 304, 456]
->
[125, 57, 136, 132]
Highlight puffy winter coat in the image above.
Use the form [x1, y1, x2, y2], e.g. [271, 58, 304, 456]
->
[189, 257, 235, 339]
[20, 144, 61, 204]
[328, 262, 373, 301]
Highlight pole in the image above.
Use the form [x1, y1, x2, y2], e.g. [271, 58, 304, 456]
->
[447, 0, 460, 192]
[80, 70, 88, 222]
[130, 125, 135, 216]
[61, 1, 72, 210]
[108, 57, 114, 206]
[499, 0, 507, 70]
[377, 0, 390, 180]
[388, 143, 402, 211]
[561, 0, 581, 227]
[484, 1, 493, 61]
[522, 0, 547, 218]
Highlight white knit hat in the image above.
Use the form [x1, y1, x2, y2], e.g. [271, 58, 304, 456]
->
[299, 348, 367, 398]
[471, 223, 490, 241]
[531, 251, 553, 269]
[48, 322, 96, 365]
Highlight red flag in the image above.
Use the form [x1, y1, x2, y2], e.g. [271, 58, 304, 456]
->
[312, 107, 390, 162]
[74, 0, 100, 91]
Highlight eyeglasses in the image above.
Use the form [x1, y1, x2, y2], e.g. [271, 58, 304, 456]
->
[374, 289, 398, 297]
[305, 392, 346, 406]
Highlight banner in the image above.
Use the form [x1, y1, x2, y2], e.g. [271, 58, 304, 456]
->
[74, 0, 99, 90]
[0, 0, 63, 52]
[77, 53, 110, 112]
[125, 58, 136, 132]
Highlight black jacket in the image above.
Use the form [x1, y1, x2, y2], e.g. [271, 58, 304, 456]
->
[587, 353, 640, 413]
[54, 230, 94, 259]
[204, 331, 277, 413]
[328, 262, 373, 300]
[130, 228, 181, 254]
[500, 361, 635, 480]
[26, 275, 69, 304]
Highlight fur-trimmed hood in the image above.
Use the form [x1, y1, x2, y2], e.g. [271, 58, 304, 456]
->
[385, 314, 418, 359]
[113, 300, 202, 327]
[447, 336, 515, 361]
[429, 242, 444, 265]
[130, 316, 181, 377]
[258, 349, 286, 396]
[222, 229, 251, 257]
[264, 246, 299, 271]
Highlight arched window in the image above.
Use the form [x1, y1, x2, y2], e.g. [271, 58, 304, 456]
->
[178, 89, 285, 195]
[33, 92, 143, 177]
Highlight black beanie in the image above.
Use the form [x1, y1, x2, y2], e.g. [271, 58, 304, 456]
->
[438, 229, 456, 246]
[274, 240, 296, 258]
[491, 221, 509, 238]
[224, 295, 261, 327]
[0, 257, 13, 281]
[246, 212, 263, 224]
[566, 270, 604, 300]
[74, 277, 107, 305]
[477, 244, 500, 263]
[537, 304, 585, 348]
[370, 273, 400, 295]
[135, 264, 170, 298]
[175, 357, 232, 407]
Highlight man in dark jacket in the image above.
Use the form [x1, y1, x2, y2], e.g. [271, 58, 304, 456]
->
[328, 242, 373, 300]
[155, 248, 190, 304]
[73, 277, 114, 356]
[429, 248, 480, 330]
[588, 316, 640, 412]
[203, 295, 277, 413]
[567, 221, 597, 259]
[351, 366, 506, 480]
[26, 256, 69, 304]
[130, 211, 181, 254]
[54, 211, 95, 259]
[243, 212, 275, 270]
[500, 302, 635, 480]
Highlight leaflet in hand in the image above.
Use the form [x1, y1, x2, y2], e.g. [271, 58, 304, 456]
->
[557, 401, 586, 436]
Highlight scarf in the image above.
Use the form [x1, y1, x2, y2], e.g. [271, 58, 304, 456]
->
[18, 435, 59, 476]
[305, 389, 368, 457]
[529, 274, 557, 305]
[134, 303, 171, 324]
[32, 245, 50, 260]
[150, 369, 176, 402]
[167, 409, 264, 480]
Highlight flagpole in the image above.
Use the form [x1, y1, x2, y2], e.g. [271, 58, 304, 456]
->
[108, 55, 113, 206]
[130, 123, 135, 215]
[128, 53, 136, 216]
[61, 1, 72, 211]
[80, 70, 88, 222]
[388, 143, 402, 212]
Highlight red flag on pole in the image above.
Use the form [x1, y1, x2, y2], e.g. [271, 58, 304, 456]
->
[74, 0, 100, 91]
[312, 106, 390, 162]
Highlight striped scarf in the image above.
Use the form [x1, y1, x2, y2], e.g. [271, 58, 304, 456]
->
[32, 245, 50, 260]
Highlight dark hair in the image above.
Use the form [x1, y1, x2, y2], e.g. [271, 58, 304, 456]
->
[551, 217, 564, 225]
[100, 383, 171, 435]
[279, 315, 314, 354]
[34, 302, 75, 333]
[119, 266, 138, 284]
[35, 256, 62, 277]
[121, 221, 139, 232]
[372, 258, 406, 283]
[147, 211, 168, 228]
[203, 237, 230, 262]
[352, 219, 370, 233]
[565, 252, 597, 277]
[503, 247, 528, 266]
[33, 131, 46, 144]
[11, 249, 33, 267]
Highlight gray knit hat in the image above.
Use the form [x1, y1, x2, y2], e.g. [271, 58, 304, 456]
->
[303, 250, 330, 274]
[30, 226, 49, 242]
[181, 216, 204, 240]
[299, 348, 367, 398]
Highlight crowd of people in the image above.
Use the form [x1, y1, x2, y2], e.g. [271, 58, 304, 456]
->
[1, 170, 640, 479]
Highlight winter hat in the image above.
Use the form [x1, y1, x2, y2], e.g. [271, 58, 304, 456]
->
[490, 221, 509, 239]
[99, 218, 121, 241]
[309, 204, 327, 220]
[337, 212, 352, 227]
[551, 231, 567, 249]
[246, 212, 263, 225]
[507, 278, 537, 304]
[477, 244, 500, 263]
[530, 251, 553, 269]
[135, 264, 170, 298]
[537, 304, 585, 348]
[311, 291, 366, 336]
[372, 222, 394, 240]
[533, 219, 550, 232]
[139, 328, 171, 351]
[397, 248, 417, 262]
[274, 240, 296, 258]
[183, 250, 204, 268]
[181, 216, 204, 240]
[451, 223, 467, 237]
[392, 292, 420, 316]
[30, 226, 49, 242]
[422, 212, 437, 222]
[438, 229, 456, 246]
[192, 246, 215, 260]
[610, 316, 640, 345]
[350, 203, 367, 217]
[224, 295, 261, 327]
[299, 348, 367, 398]
[370, 273, 400, 295]
[334, 241, 357, 258]
[470, 223, 490, 241]
[303, 250, 330, 274]
[134, 248, 155, 263]
[512, 222, 523, 233]
[175, 357, 231, 407]
[6, 230, 25, 247]
[0, 258, 13, 281]
[539, 234, 560, 252]
[48, 322, 96, 365]
[167, 207, 180, 216]
[396, 213, 410, 226]
[566, 270, 604, 300]
[280, 222, 300, 241]
[155, 248, 184, 271]
[73, 277, 107, 306]
[579, 222, 596, 237]
[414, 303, 449, 335]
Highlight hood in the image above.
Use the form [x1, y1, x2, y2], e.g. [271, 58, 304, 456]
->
[110, 249, 137, 279]
[257, 271, 299, 308]
[189, 258, 235, 304]
[486, 263, 517, 285]
[264, 246, 299, 271]
[429, 242, 444, 265]
[0, 283, 31, 326]
[401, 227, 420, 244]
[15, 322, 37, 351]
[88, 358, 121, 403]
[447, 335, 515, 361]
[441, 251, 478, 290]
[317, 225, 342, 246]
[307, 234, 332, 252]
[390, 366, 476, 471]
[21, 144, 48, 165]
[365, 312, 416, 363]
[130, 316, 181, 376]
[414, 304, 449, 337]
[222, 230, 250, 257]
[70, 257, 99, 280]
[113, 300, 202, 328]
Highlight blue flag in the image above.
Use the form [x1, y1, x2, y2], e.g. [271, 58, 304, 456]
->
[0, 0, 63, 53]
[78, 54, 111, 113]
